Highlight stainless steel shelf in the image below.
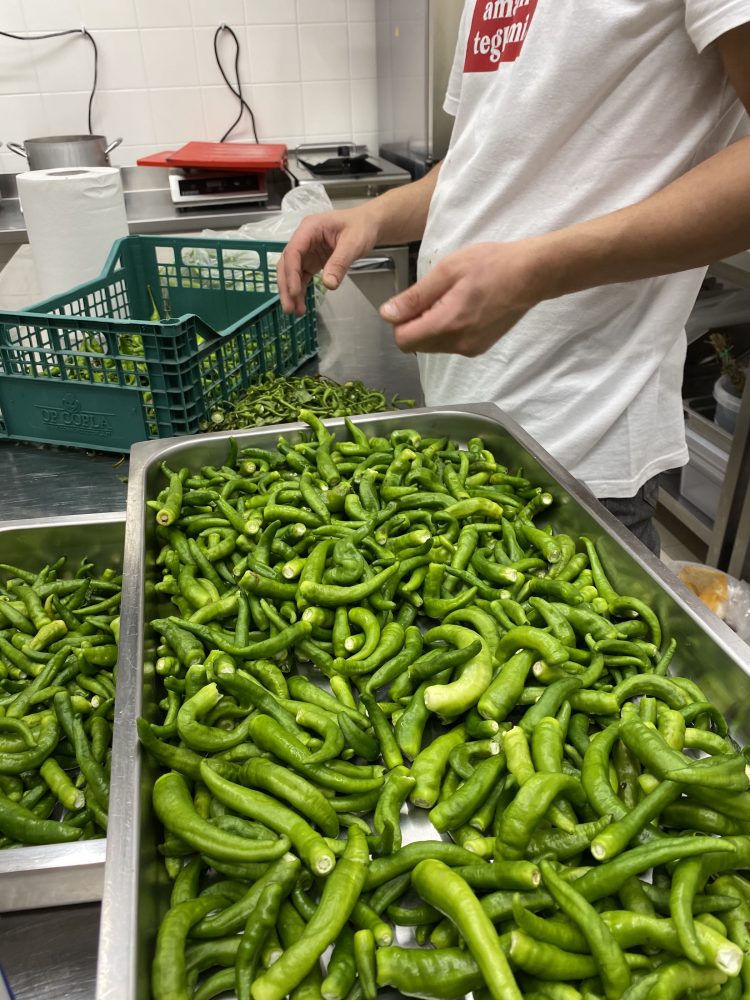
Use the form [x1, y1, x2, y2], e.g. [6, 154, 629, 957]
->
[658, 474, 714, 546]
[656, 260, 750, 578]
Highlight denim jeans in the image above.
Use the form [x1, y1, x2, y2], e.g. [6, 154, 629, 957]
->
[599, 475, 661, 557]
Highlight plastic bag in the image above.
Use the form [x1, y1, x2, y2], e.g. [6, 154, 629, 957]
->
[671, 561, 750, 644]
[200, 182, 333, 244]
[236, 183, 333, 242]
[193, 183, 333, 303]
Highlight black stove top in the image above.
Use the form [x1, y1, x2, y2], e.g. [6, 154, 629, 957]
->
[286, 144, 411, 189]
[298, 153, 382, 177]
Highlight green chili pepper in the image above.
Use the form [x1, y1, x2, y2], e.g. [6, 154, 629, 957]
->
[429, 753, 507, 834]
[540, 858, 631, 998]
[421, 624, 493, 717]
[153, 770, 290, 864]
[252, 825, 369, 1000]
[497, 772, 586, 857]
[294, 703, 346, 764]
[412, 859, 522, 1000]
[376, 945, 482, 1000]
[151, 895, 219, 1000]
[321, 929, 358, 1000]
[477, 648, 536, 723]
[191, 853, 301, 942]
[410, 724, 467, 809]
[364, 840, 484, 891]
[0, 791, 83, 845]
[199, 759, 335, 875]
[297, 563, 400, 608]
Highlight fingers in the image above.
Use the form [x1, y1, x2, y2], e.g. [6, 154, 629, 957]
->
[321, 232, 368, 291]
[279, 214, 365, 313]
[278, 215, 334, 315]
[379, 269, 462, 354]
[392, 297, 464, 355]
[380, 270, 527, 356]
[380, 268, 449, 326]
[277, 242, 308, 316]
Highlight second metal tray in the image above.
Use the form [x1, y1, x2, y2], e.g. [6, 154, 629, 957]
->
[0, 512, 124, 912]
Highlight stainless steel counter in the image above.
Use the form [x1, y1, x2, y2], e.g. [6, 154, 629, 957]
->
[0, 156, 411, 245]
[1, 903, 100, 1000]
[0, 166, 279, 245]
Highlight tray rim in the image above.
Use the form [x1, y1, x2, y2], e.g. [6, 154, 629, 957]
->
[0, 510, 126, 533]
[97, 403, 750, 1000]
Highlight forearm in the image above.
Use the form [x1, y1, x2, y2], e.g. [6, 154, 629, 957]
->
[358, 161, 442, 246]
[533, 136, 750, 302]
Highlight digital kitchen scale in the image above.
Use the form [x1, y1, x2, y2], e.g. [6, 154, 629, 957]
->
[167, 169, 268, 207]
[137, 143, 288, 207]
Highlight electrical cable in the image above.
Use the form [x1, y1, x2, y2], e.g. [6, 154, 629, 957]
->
[213, 23, 259, 143]
[0, 28, 99, 134]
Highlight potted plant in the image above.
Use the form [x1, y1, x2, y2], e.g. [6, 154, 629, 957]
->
[708, 330, 745, 434]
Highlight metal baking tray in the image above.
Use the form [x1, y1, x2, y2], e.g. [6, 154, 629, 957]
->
[0, 512, 124, 912]
[96, 403, 750, 1000]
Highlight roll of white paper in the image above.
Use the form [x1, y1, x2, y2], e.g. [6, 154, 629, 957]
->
[16, 166, 129, 299]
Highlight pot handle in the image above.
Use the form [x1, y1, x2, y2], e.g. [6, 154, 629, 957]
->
[104, 137, 123, 156]
[6, 142, 27, 158]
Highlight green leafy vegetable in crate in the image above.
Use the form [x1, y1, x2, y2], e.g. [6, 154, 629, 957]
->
[0, 556, 121, 844]
[201, 373, 416, 431]
[32, 332, 149, 389]
[140, 416, 750, 1000]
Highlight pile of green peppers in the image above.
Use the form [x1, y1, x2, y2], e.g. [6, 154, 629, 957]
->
[0, 557, 121, 845]
[200, 374, 415, 432]
[141, 411, 750, 1000]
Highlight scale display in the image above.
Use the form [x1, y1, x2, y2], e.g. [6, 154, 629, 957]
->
[168, 170, 269, 206]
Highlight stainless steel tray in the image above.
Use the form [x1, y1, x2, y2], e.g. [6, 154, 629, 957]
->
[0, 512, 125, 912]
[97, 403, 750, 1000]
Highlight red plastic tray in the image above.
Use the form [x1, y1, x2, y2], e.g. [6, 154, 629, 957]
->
[137, 144, 288, 171]
[165, 142, 288, 171]
[136, 150, 177, 168]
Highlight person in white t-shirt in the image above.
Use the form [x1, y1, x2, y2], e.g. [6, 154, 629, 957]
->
[278, 2, 750, 554]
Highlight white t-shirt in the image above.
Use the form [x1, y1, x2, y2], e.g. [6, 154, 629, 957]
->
[418, 0, 750, 498]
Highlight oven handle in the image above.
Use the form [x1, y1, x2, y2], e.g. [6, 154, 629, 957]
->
[294, 141, 357, 154]
[348, 257, 395, 274]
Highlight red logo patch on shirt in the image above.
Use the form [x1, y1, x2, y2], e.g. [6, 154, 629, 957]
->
[464, 0, 539, 72]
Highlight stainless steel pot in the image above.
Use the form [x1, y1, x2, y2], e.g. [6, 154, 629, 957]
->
[6, 134, 123, 170]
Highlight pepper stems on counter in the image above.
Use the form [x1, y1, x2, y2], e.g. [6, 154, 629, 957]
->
[200, 373, 416, 432]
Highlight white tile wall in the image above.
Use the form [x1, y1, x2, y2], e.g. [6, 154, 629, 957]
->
[0, 0, 378, 174]
[299, 24, 350, 82]
[1, 0, 26, 33]
[247, 26, 301, 85]
[79, 0, 137, 31]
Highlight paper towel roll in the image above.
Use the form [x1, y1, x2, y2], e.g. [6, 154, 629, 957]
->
[17, 166, 129, 299]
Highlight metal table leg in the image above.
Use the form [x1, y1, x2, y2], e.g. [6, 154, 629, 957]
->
[707, 370, 750, 571]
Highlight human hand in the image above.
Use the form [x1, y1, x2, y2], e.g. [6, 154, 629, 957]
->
[379, 241, 545, 356]
[277, 208, 379, 316]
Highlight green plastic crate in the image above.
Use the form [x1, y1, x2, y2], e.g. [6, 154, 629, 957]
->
[0, 235, 318, 452]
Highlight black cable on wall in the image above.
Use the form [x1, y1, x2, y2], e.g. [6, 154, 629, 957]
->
[0, 28, 99, 134]
[3, 24, 266, 152]
[213, 23, 259, 143]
